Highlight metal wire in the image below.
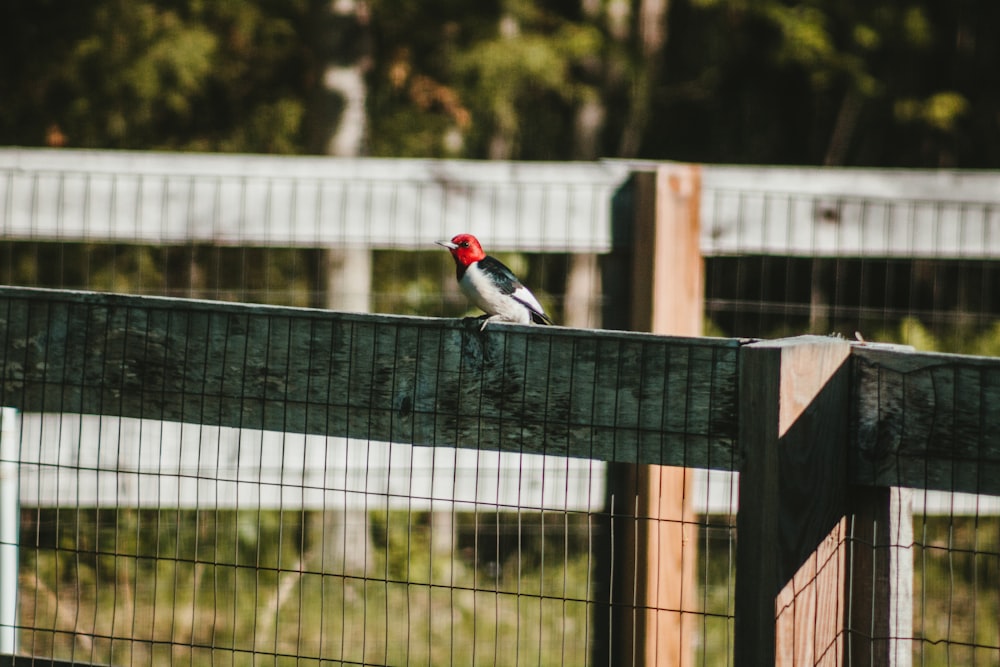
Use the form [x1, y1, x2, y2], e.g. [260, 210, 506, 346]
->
[706, 181, 1000, 666]
[0, 151, 658, 667]
[3, 150, 1000, 666]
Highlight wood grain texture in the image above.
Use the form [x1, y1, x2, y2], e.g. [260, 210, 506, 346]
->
[852, 345, 1000, 495]
[0, 287, 741, 469]
[845, 487, 914, 667]
[7, 148, 1000, 259]
[775, 518, 846, 667]
[641, 164, 702, 667]
[0, 149, 630, 251]
[735, 336, 851, 667]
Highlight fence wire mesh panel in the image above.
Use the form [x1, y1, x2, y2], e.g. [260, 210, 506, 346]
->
[0, 149, 627, 321]
[702, 166, 1000, 666]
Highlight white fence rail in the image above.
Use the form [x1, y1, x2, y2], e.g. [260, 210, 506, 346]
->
[0, 149, 627, 251]
[4, 149, 1000, 257]
[700, 165, 1000, 257]
[15, 413, 607, 512]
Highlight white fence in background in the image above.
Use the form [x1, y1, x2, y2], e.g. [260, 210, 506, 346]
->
[0, 149, 627, 251]
[700, 165, 1000, 257]
[0, 408, 19, 655]
[15, 413, 607, 512]
[4, 149, 1000, 256]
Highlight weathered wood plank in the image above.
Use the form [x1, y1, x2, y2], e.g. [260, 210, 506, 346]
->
[7, 148, 1000, 259]
[851, 346, 1000, 495]
[0, 287, 741, 469]
[0, 149, 630, 251]
[844, 486, 914, 667]
[701, 165, 1000, 258]
[735, 335, 852, 667]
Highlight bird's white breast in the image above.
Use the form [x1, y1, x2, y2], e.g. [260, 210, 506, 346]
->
[459, 264, 535, 324]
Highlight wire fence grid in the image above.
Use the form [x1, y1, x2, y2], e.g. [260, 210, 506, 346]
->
[0, 149, 999, 666]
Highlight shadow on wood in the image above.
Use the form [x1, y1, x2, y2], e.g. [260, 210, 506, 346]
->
[736, 337, 913, 667]
[736, 336, 851, 666]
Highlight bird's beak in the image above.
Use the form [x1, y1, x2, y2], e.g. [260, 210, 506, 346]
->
[436, 240, 458, 250]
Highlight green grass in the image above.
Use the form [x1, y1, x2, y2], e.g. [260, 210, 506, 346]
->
[17, 509, 600, 667]
[16, 508, 996, 666]
[913, 515, 1000, 666]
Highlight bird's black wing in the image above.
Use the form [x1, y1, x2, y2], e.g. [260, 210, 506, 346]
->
[476, 256, 522, 295]
[479, 256, 552, 325]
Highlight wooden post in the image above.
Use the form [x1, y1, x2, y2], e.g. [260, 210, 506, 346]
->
[594, 164, 703, 666]
[844, 342, 916, 667]
[845, 487, 913, 667]
[736, 337, 915, 666]
[735, 336, 852, 667]
[325, 248, 372, 314]
[0, 408, 19, 656]
[632, 164, 703, 666]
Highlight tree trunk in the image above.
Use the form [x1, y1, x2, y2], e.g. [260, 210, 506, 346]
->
[618, 0, 671, 158]
[305, 0, 371, 157]
[488, 6, 521, 160]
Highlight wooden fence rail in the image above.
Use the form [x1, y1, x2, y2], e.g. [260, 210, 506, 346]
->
[0, 287, 740, 469]
[5, 148, 1000, 258]
[2, 286, 999, 664]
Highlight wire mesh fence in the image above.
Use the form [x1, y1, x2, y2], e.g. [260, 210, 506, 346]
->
[0, 287, 741, 667]
[701, 166, 1000, 666]
[1, 149, 999, 665]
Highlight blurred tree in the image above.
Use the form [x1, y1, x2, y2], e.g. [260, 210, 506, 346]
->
[3, 0, 997, 165]
[0, 0, 309, 152]
[650, 0, 999, 167]
[304, 0, 371, 156]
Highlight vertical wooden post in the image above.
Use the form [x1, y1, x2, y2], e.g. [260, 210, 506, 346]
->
[845, 485, 914, 666]
[595, 164, 702, 666]
[735, 336, 852, 667]
[325, 248, 373, 314]
[633, 164, 702, 666]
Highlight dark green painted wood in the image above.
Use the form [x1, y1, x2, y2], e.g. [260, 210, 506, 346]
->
[852, 346, 1000, 495]
[0, 287, 741, 470]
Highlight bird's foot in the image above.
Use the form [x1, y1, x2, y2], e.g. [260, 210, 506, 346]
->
[460, 315, 493, 332]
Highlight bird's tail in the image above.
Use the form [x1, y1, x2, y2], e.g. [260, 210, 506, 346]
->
[531, 311, 553, 326]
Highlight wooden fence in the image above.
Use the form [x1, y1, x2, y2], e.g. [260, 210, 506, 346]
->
[2, 149, 1000, 665]
[1, 286, 997, 664]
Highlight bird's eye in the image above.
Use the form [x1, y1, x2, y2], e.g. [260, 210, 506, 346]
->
[460, 241, 469, 247]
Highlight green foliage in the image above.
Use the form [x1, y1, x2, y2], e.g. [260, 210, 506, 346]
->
[914, 516, 1000, 665]
[895, 91, 970, 133]
[873, 317, 1000, 357]
[2, 0, 998, 164]
[454, 16, 604, 157]
[21, 508, 596, 666]
[46, 2, 218, 147]
[0, 1, 309, 152]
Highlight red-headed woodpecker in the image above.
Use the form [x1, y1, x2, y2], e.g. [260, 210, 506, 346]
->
[437, 233, 553, 329]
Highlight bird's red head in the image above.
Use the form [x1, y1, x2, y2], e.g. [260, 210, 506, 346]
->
[436, 233, 486, 267]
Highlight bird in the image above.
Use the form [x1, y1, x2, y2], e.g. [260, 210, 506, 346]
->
[436, 233, 553, 330]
